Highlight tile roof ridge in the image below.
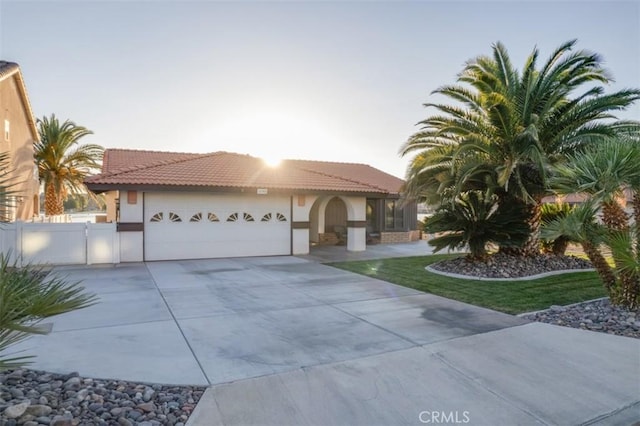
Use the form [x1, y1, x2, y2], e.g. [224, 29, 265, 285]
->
[287, 157, 369, 167]
[105, 148, 202, 156]
[293, 164, 388, 193]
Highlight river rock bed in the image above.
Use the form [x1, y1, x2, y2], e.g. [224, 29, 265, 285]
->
[522, 298, 640, 339]
[0, 369, 205, 426]
[429, 252, 593, 278]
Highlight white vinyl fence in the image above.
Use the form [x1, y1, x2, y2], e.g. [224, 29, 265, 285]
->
[0, 222, 120, 266]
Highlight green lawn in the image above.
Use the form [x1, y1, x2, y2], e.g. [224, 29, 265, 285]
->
[328, 254, 606, 314]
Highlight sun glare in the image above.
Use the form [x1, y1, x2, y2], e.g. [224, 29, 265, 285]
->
[200, 102, 339, 167]
[262, 155, 282, 167]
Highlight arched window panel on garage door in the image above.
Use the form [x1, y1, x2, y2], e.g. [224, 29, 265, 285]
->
[150, 212, 163, 222]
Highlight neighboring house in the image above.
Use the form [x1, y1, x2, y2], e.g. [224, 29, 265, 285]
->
[0, 61, 39, 221]
[85, 149, 419, 261]
[543, 190, 634, 213]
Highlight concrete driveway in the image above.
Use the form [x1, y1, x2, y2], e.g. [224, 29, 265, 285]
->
[13, 249, 640, 425]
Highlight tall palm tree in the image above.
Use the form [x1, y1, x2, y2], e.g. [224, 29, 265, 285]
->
[35, 114, 104, 216]
[402, 40, 640, 256]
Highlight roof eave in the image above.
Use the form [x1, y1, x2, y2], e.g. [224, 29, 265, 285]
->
[1, 66, 39, 142]
[85, 182, 397, 198]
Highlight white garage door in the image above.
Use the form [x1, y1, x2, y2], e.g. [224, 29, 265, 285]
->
[144, 192, 291, 261]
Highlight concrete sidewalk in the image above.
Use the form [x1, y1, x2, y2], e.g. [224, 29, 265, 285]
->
[10, 245, 639, 426]
[187, 323, 639, 426]
[300, 240, 438, 262]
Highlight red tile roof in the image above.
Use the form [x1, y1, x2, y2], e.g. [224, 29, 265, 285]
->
[86, 149, 405, 195]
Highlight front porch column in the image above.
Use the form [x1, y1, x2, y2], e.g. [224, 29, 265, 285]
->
[340, 196, 366, 252]
[347, 221, 366, 251]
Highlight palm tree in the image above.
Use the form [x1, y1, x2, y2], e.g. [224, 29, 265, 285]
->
[0, 254, 97, 370]
[402, 40, 640, 256]
[35, 114, 104, 216]
[549, 138, 640, 308]
[424, 189, 530, 259]
[542, 201, 616, 292]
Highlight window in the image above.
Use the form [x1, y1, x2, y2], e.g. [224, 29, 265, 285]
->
[150, 212, 163, 222]
[243, 213, 255, 222]
[190, 213, 202, 222]
[4, 119, 9, 141]
[276, 213, 287, 222]
[366, 200, 377, 228]
[208, 213, 219, 222]
[169, 212, 182, 222]
[261, 213, 272, 222]
[227, 212, 238, 222]
[385, 200, 404, 230]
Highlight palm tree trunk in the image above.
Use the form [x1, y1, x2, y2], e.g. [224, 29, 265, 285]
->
[501, 200, 541, 257]
[582, 240, 616, 292]
[633, 190, 640, 256]
[601, 199, 638, 308]
[44, 184, 63, 216]
[601, 200, 629, 232]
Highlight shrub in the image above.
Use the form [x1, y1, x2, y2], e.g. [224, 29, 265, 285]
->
[0, 254, 97, 370]
[424, 190, 530, 259]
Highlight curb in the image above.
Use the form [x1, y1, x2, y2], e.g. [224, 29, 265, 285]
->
[424, 265, 596, 282]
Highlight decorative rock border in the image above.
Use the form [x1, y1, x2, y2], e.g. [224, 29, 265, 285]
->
[425, 265, 596, 281]
[520, 298, 640, 339]
[425, 252, 594, 280]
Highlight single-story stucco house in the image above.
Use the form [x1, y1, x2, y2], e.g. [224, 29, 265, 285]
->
[85, 149, 419, 261]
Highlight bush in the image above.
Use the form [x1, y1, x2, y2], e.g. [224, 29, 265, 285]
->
[0, 254, 97, 370]
[424, 190, 530, 259]
[540, 202, 574, 255]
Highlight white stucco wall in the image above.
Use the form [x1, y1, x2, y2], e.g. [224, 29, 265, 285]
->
[120, 231, 143, 262]
[120, 191, 143, 222]
[338, 196, 366, 221]
[291, 194, 319, 255]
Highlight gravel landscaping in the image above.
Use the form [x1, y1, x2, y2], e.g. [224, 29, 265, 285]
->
[0, 370, 205, 426]
[428, 252, 593, 279]
[522, 298, 640, 339]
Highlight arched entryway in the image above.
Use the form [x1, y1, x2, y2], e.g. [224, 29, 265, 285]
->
[308, 195, 366, 251]
[310, 196, 348, 245]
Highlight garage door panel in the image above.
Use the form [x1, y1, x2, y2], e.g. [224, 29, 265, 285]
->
[144, 193, 291, 261]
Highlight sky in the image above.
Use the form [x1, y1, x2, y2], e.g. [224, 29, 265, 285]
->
[1, 0, 638, 179]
